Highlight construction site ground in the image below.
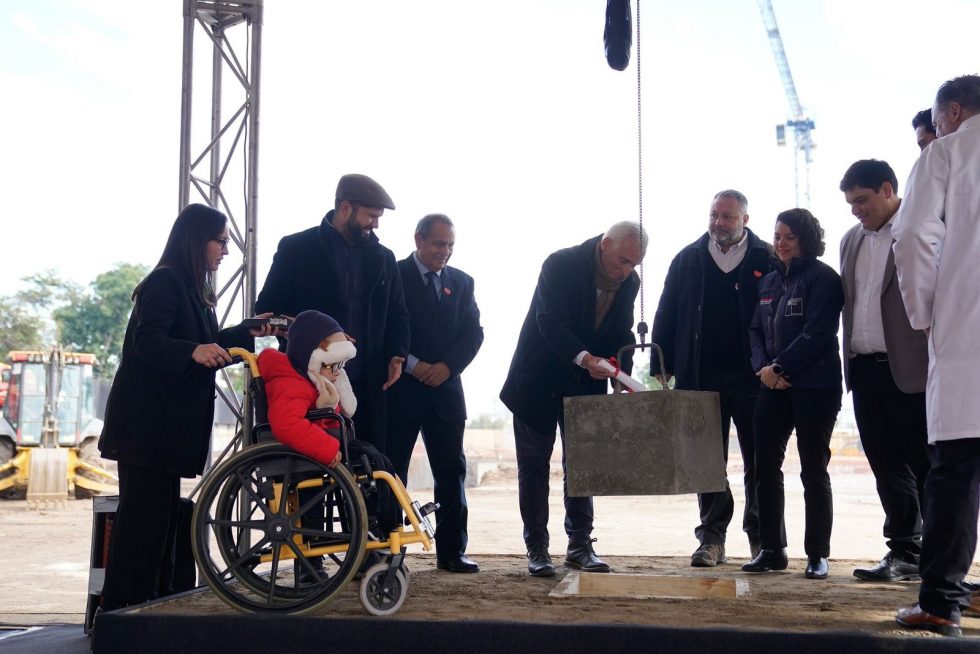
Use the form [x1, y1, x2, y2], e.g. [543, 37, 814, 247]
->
[2, 448, 979, 638]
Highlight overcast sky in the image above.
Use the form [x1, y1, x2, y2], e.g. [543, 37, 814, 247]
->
[2, 0, 977, 418]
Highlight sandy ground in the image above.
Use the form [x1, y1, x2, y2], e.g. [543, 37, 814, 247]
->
[150, 553, 980, 638]
[2, 453, 980, 635]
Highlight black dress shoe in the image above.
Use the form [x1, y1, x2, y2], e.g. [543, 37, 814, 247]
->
[853, 552, 919, 582]
[805, 556, 829, 579]
[527, 544, 556, 577]
[741, 548, 788, 573]
[565, 538, 610, 573]
[437, 555, 480, 573]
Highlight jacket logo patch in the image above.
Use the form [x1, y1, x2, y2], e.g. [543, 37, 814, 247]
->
[785, 297, 804, 317]
[753, 270, 763, 278]
[760, 297, 773, 305]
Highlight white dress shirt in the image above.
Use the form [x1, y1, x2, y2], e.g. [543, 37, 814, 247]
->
[850, 219, 894, 354]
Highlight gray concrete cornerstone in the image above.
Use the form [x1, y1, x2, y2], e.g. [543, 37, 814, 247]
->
[563, 390, 726, 496]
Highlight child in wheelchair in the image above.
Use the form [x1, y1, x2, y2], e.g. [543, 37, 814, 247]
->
[257, 309, 354, 468]
[257, 310, 401, 577]
[193, 311, 437, 615]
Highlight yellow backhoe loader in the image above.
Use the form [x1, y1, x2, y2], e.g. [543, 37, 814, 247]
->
[0, 347, 118, 503]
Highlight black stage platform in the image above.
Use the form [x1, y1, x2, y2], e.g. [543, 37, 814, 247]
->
[88, 613, 977, 654]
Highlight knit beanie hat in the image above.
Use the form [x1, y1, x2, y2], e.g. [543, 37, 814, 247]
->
[285, 310, 358, 415]
[286, 310, 343, 375]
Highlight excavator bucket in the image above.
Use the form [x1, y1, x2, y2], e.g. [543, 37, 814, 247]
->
[26, 447, 70, 506]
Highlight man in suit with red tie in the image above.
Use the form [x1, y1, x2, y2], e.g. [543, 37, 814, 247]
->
[387, 214, 485, 573]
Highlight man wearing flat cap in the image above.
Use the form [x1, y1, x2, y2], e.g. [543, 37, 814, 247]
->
[257, 173, 410, 453]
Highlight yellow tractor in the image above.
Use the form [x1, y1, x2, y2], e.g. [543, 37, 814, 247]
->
[0, 348, 118, 502]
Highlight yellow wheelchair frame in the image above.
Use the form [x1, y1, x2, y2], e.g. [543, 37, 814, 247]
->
[191, 348, 437, 616]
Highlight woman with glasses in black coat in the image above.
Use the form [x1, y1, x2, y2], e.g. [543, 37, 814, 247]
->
[98, 204, 279, 611]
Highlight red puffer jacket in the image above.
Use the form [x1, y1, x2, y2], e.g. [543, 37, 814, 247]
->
[257, 349, 341, 465]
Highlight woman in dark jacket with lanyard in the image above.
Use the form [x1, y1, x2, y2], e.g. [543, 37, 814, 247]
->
[742, 208, 844, 580]
[98, 204, 276, 611]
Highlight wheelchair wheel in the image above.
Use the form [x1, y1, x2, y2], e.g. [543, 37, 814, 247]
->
[358, 562, 409, 616]
[192, 442, 369, 614]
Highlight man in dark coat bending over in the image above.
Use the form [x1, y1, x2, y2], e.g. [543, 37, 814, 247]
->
[256, 173, 410, 453]
[500, 221, 647, 577]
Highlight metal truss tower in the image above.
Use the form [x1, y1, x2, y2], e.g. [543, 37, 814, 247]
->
[757, 0, 815, 208]
[178, 0, 263, 458]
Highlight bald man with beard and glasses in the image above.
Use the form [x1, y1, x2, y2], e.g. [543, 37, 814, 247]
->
[651, 190, 775, 568]
[501, 222, 647, 578]
[894, 74, 980, 638]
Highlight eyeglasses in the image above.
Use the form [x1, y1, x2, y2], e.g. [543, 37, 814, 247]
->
[211, 237, 231, 251]
[321, 361, 345, 374]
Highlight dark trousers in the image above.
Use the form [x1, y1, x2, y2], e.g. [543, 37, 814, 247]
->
[101, 462, 180, 611]
[695, 371, 760, 547]
[850, 354, 929, 561]
[514, 411, 594, 548]
[387, 400, 469, 561]
[919, 438, 980, 621]
[754, 387, 841, 558]
[350, 378, 384, 453]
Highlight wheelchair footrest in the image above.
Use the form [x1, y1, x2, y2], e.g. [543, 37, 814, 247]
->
[403, 501, 439, 526]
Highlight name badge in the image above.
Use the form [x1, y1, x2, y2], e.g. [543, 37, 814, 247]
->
[785, 297, 803, 317]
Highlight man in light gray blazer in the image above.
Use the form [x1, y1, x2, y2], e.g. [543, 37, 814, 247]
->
[839, 159, 930, 583]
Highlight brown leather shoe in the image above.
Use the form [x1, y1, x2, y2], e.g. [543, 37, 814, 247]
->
[896, 605, 962, 637]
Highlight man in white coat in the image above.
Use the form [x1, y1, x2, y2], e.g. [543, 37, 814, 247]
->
[892, 74, 980, 637]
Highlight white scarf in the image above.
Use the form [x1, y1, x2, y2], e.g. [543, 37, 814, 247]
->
[306, 341, 357, 416]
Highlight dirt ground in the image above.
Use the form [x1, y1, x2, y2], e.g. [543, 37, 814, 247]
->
[2, 456, 979, 637]
[152, 554, 980, 638]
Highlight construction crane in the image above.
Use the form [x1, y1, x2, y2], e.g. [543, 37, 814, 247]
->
[757, 0, 815, 208]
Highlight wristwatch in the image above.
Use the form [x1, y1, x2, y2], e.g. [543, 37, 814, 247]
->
[771, 363, 783, 376]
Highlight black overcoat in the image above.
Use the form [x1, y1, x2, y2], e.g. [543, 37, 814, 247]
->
[255, 211, 411, 437]
[98, 267, 254, 478]
[387, 257, 484, 423]
[650, 229, 773, 389]
[499, 235, 639, 433]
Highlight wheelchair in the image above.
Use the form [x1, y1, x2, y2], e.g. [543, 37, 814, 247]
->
[191, 348, 437, 616]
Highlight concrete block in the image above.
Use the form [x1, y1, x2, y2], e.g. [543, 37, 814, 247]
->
[563, 390, 726, 497]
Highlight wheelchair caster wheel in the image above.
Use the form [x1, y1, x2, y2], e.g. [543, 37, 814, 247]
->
[358, 563, 409, 616]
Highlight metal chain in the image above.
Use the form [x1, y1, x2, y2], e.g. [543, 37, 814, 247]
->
[635, 0, 647, 335]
